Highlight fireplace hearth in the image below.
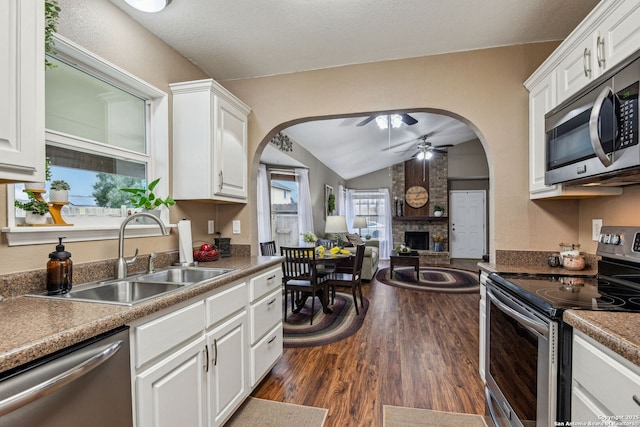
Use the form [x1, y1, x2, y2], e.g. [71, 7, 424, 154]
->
[405, 231, 429, 250]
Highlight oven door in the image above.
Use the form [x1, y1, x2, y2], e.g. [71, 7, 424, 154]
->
[485, 283, 558, 427]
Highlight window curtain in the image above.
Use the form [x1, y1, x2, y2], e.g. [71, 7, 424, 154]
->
[379, 188, 393, 260]
[295, 168, 314, 245]
[345, 189, 355, 233]
[337, 184, 346, 216]
[256, 164, 272, 244]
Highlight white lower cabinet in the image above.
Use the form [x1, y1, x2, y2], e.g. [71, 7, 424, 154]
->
[131, 266, 283, 427]
[572, 330, 640, 422]
[136, 336, 207, 427]
[478, 270, 487, 383]
[207, 311, 247, 426]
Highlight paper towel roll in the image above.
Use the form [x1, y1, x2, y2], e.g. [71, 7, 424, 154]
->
[178, 219, 194, 264]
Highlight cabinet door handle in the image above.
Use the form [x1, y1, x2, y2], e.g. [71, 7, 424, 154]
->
[204, 345, 209, 373]
[267, 335, 277, 344]
[267, 274, 276, 280]
[596, 35, 605, 68]
[218, 171, 223, 192]
[583, 48, 592, 77]
[267, 297, 277, 306]
[212, 339, 218, 366]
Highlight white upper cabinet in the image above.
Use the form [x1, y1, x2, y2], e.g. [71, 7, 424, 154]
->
[170, 79, 250, 202]
[557, 0, 640, 104]
[524, 0, 640, 199]
[0, 0, 46, 183]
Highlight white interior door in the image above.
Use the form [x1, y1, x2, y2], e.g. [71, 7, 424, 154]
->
[449, 190, 486, 259]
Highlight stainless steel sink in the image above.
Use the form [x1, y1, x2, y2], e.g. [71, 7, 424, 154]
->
[28, 267, 236, 306]
[57, 280, 186, 306]
[135, 267, 235, 284]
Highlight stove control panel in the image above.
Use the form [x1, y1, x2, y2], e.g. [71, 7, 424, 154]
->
[597, 226, 640, 260]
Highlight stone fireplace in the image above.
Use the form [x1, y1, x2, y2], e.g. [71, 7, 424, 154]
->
[391, 155, 450, 263]
[405, 231, 429, 250]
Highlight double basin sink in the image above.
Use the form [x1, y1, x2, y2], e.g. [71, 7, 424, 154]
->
[31, 267, 235, 306]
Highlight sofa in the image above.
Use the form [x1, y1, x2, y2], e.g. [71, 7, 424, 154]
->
[318, 236, 379, 281]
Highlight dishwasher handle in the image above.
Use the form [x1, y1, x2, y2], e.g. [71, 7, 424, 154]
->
[0, 340, 123, 417]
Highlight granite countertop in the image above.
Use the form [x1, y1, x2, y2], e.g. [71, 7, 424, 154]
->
[564, 310, 640, 366]
[477, 262, 598, 276]
[0, 256, 283, 374]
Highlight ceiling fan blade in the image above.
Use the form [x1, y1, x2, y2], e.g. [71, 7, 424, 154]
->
[401, 114, 418, 126]
[356, 116, 375, 127]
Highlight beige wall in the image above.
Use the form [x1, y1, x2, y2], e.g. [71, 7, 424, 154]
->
[1, 0, 638, 277]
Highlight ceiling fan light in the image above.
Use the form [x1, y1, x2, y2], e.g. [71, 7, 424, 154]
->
[416, 151, 425, 160]
[124, 0, 171, 12]
[375, 115, 388, 130]
[390, 114, 403, 128]
[425, 151, 433, 160]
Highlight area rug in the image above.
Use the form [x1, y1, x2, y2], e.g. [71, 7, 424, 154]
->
[226, 397, 327, 426]
[376, 266, 479, 293]
[283, 291, 369, 348]
[383, 405, 488, 427]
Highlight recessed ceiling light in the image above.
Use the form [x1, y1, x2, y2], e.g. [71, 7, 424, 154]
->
[124, 0, 172, 13]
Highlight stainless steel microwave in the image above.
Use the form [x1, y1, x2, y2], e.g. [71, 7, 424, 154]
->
[544, 55, 639, 186]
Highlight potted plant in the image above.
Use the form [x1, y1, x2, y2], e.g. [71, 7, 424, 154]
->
[49, 180, 70, 203]
[121, 178, 175, 212]
[433, 234, 444, 252]
[15, 192, 50, 225]
[301, 231, 317, 246]
[25, 158, 52, 191]
[433, 205, 444, 217]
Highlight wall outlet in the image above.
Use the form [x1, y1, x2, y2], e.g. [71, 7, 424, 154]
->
[592, 219, 603, 241]
[232, 220, 241, 234]
[207, 220, 214, 234]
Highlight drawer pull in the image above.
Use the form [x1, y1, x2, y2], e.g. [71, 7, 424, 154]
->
[267, 274, 276, 280]
[213, 339, 218, 366]
[633, 395, 640, 407]
[267, 335, 277, 344]
[267, 298, 277, 306]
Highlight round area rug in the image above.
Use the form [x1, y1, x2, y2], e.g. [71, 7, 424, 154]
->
[283, 292, 369, 348]
[376, 266, 479, 293]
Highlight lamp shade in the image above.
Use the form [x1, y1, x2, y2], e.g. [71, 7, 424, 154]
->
[352, 217, 367, 229]
[325, 215, 348, 234]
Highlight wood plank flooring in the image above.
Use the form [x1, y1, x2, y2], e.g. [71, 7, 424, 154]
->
[252, 260, 488, 426]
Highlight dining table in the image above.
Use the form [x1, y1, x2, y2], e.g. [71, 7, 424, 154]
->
[291, 251, 353, 315]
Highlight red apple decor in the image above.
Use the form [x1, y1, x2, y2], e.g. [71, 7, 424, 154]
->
[193, 243, 219, 262]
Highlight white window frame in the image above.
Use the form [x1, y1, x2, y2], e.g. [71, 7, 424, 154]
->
[2, 35, 172, 246]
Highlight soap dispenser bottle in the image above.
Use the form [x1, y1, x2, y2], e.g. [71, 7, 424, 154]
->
[47, 237, 72, 295]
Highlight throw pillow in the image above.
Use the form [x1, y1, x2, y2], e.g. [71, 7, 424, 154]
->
[346, 233, 364, 246]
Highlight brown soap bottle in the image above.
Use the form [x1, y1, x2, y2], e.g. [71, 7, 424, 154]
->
[47, 237, 72, 295]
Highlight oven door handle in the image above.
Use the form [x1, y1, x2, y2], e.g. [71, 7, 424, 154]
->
[488, 288, 549, 336]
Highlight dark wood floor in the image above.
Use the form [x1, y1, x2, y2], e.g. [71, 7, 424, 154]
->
[252, 259, 488, 426]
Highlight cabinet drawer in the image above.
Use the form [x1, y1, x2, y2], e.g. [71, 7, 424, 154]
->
[250, 288, 282, 344]
[573, 333, 640, 416]
[250, 323, 283, 387]
[134, 301, 205, 368]
[205, 281, 247, 328]
[249, 267, 282, 302]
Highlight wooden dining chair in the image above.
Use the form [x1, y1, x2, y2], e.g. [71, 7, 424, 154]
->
[326, 244, 365, 314]
[280, 246, 326, 325]
[259, 240, 277, 256]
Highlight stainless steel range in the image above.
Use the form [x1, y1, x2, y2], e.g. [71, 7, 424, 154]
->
[485, 226, 640, 427]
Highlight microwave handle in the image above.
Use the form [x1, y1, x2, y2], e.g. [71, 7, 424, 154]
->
[589, 85, 614, 167]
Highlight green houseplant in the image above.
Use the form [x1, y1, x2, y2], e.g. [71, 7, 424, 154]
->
[45, 0, 61, 70]
[121, 178, 175, 211]
[433, 204, 444, 217]
[49, 179, 70, 203]
[15, 192, 50, 224]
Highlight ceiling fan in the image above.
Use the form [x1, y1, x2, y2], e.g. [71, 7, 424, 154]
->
[406, 135, 453, 181]
[356, 113, 418, 128]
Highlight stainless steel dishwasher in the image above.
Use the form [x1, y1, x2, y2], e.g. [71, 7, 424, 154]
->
[0, 326, 132, 427]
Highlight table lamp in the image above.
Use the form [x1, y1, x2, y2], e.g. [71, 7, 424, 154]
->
[325, 215, 348, 246]
[352, 217, 367, 236]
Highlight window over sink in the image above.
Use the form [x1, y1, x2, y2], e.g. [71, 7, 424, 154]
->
[4, 35, 170, 246]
